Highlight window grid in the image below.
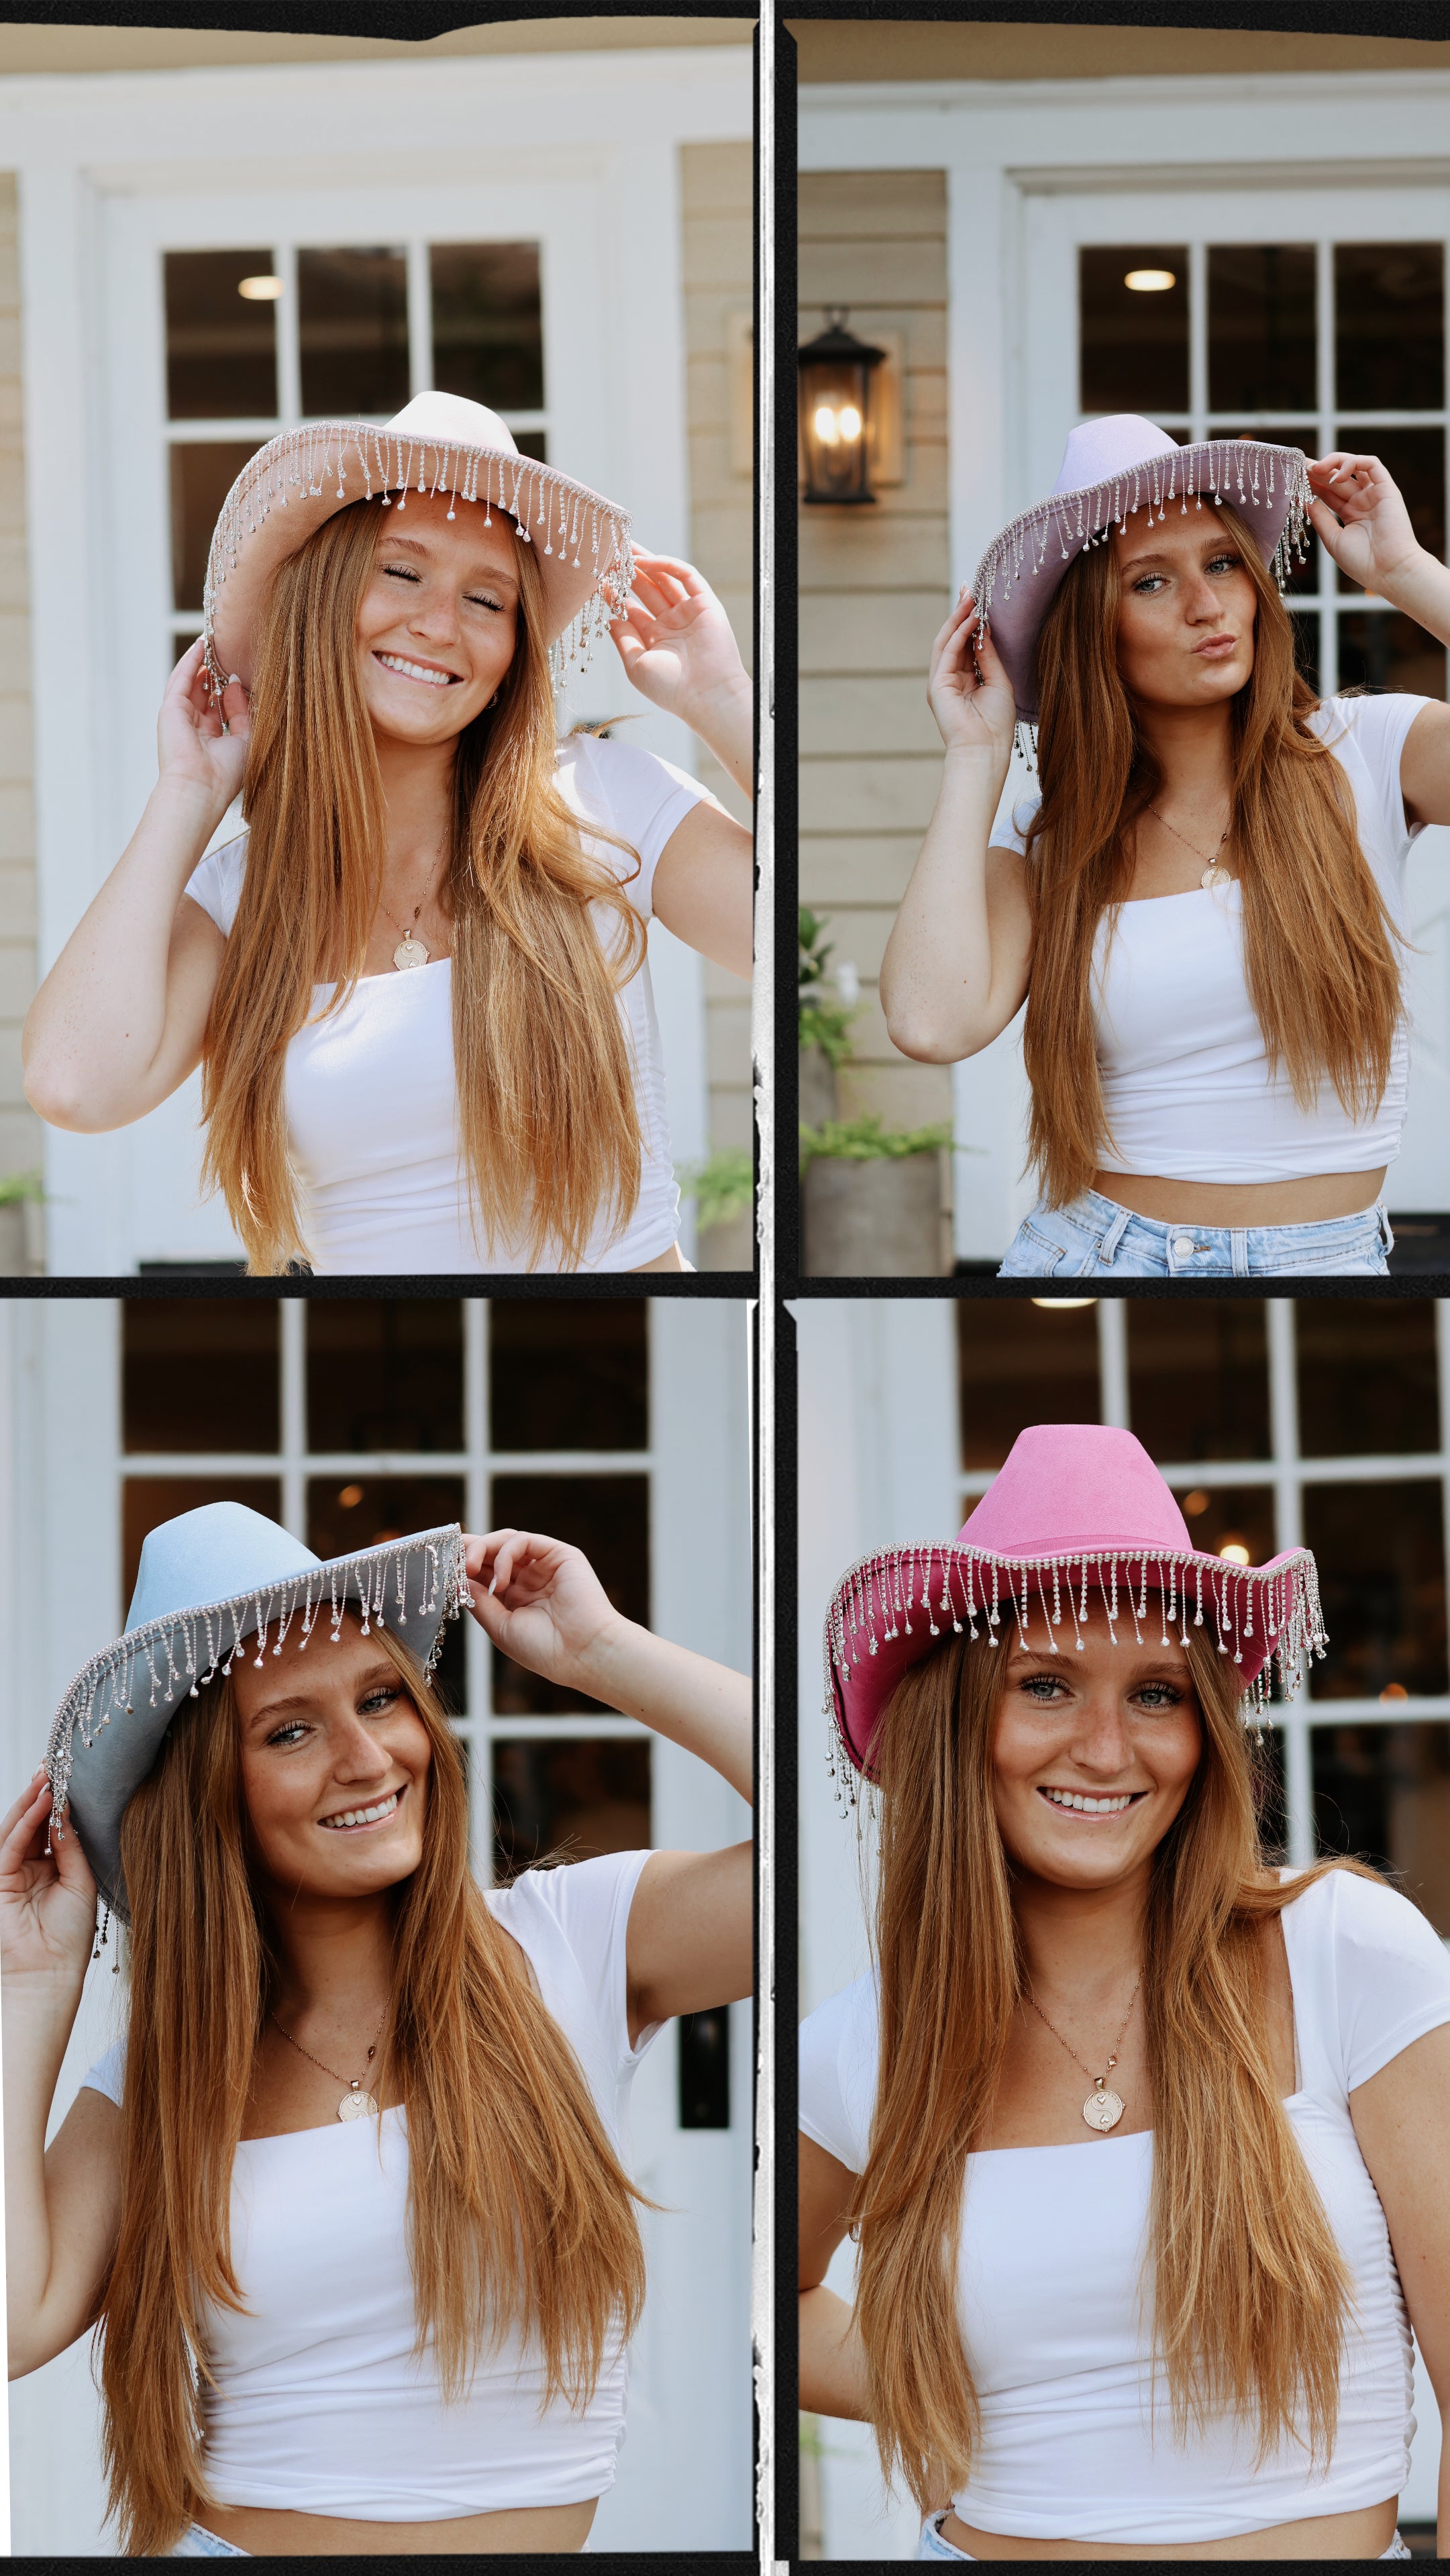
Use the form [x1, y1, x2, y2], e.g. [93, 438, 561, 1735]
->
[1098, 233, 1449, 700]
[957, 1299, 1450, 1871]
[121, 1298, 652, 1875]
[164, 233, 550, 652]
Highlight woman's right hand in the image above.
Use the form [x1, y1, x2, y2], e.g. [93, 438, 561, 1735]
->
[156, 637, 252, 817]
[0, 1773, 97, 1996]
[927, 591, 1017, 768]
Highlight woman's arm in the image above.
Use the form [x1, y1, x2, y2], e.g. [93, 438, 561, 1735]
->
[878, 597, 1033, 1064]
[21, 642, 245, 1131]
[460, 1529, 752, 2030]
[800, 2131, 870, 2418]
[1306, 452, 1450, 830]
[652, 800, 754, 982]
[1348, 2020, 1450, 2555]
[2, 1774, 122, 2377]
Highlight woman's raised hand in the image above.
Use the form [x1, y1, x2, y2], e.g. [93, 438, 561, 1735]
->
[0, 1773, 98, 1996]
[156, 638, 252, 819]
[928, 592, 1017, 768]
[462, 1529, 626, 1696]
[1306, 453, 1423, 597]
[607, 550, 749, 730]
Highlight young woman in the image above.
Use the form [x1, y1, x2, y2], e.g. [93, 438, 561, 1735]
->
[800, 1423, 1450, 2559]
[21, 392, 754, 1274]
[5, 1500, 751, 2556]
[880, 415, 1450, 1277]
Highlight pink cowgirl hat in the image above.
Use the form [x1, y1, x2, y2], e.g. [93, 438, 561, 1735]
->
[972, 415, 1312, 721]
[823, 1423, 1325, 1789]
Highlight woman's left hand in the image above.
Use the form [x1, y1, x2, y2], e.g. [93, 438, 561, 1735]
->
[462, 1529, 623, 1696]
[1306, 452, 1423, 595]
[607, 550, 750, 738]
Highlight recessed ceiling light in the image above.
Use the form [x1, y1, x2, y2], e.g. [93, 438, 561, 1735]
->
[238, 275, 283, 301]
[1031, 1298, 1096, 1309]
[1218, 1539, 1251, 1565]
[1125, 268, 1176, 293]
[337, 1483, 364, 1508]
[1182, 1489, 1210, 1517]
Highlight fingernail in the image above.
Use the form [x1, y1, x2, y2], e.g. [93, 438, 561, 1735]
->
[227, 674, 242, 686]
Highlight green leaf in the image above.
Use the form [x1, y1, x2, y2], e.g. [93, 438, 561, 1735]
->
[798, 1115, 953, 1170]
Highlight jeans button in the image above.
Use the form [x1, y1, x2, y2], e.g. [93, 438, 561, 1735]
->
[1172, 1235, 1196, 1259]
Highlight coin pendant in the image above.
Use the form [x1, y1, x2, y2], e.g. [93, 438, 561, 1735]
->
[337, 2088, 379, 2122]
[1083, 2086, 1125, 2132]
[1200, 864, 1232, 893]
[393, 935, 429, 971]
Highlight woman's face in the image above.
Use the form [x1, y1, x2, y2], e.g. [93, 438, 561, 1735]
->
[354, 490, 523, 749]
[231, 1614, 432, 1905]
[1112, 509, 1259, 713]
[990, 1603, 1202, 1894]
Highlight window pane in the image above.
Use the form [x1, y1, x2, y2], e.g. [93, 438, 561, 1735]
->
[1170, 1480, 1278, 1571]
[1080, 246, 1189, 415]
[491, 1739, 650, 1879]
[490, 1474, 648, 1712]
[489, 1300, 648, 1451]
[1297, 1296, 1439, 1457]
[1337, 609, 1447, 701]
[515, 429, 548, 464]
[306, 1301, 463, 1452]
[306, 1474, 467, 1705]
[170, 441, 264, 611]
[1303, 1479, 1447, 1699]
[1207, 245, 1315, 414]
[1311, 1722, 1450, 1935]
[123, 1298, 278, 1453]
[679, 2008, 731, 2130]
[957, 1301, 1099, 1473]
[299, 247, 409, 418]
[123, 1475, 281, 1606]
[1335, 427, 1444, 594]
[164, 250, 278, 421]
[430, 242, 544, 412]
[1214, 425, 1318, 596]
[1127, 1299, 1270, 1463]
[1335, 242, 1444, 411]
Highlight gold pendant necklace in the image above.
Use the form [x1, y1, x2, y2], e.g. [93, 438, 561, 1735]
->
[379, 887, 433, 972]
[1148, 803, 1232, 892]
[270, 2007, 386, 2122]
[1027, 1977, 1141, 2132]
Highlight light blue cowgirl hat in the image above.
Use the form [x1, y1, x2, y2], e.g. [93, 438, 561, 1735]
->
[44, 1502, 468, 1924]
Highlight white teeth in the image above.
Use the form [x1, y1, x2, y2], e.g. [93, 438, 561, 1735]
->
[320, 1792, 399, 1831]
[1041, 1787, 1136, 1816]
[376, 653, 452, 687]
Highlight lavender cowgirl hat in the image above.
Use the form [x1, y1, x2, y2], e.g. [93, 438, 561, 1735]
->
[204, 389, 633, 698]
[45, 1502, 468, 1923]
[823, 1424, 1325, 1792]
[972, 415, 1314, 721]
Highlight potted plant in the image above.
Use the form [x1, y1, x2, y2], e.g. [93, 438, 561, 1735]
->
[800, 1114, 953, 1276]
[680, 1145, 754, 1271]
[0, 1169, 43, 1276]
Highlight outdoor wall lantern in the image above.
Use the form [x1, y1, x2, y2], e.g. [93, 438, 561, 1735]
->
[798, 309, 886, 505]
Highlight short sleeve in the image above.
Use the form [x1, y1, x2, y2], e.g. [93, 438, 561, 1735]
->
[183, 828, 249, 937]
[799, 1975, 877, 2173]
[1323, 693, 1433, 862]
[81, 2036, 127, 2106]
[990, 787, 1040, 858]
[558, 731, 713, 919]
[503, 1849, 658, 2083]
[1287, 1865, 1450, 2098]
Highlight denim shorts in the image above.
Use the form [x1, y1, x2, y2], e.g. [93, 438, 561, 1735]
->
[170, 2534, 250, 2560]
[998, 1188, 1393, 1280]
[917, 2512, 1412, 2559]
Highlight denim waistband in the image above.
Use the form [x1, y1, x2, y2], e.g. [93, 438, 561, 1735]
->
[917, 2514, 1412, 2560]
[998, 1189, 1394, 1280]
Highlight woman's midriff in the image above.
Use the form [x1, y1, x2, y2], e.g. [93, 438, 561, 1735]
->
[941, 2497, 1398, 2561]
[197, 2497, 599, 2555]
[1091, 1169, 1386, 1226]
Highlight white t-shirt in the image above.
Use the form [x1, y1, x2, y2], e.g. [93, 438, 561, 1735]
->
[799, 1867, 1450, 2544]
[83, 1850, 661, 2520]
[184, 732, 709, 1274]
[996, 693, 1428, 1184]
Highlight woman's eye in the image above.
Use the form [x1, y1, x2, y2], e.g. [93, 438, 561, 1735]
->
[1133, 1684, 1184, 1711]
[382, 564, 421, 584]
[1020, 1673, 1068, 1702]
[1133, 572, 1167, 595]
[359, 1686, 401, 1716]
[267, 1720, 309, 1749]
[1207, 553, 1240, 575]
[465, 592, 504, 614]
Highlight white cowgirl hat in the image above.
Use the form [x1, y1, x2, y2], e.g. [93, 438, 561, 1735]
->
[45, 1502, 468, 1923]
[973, 415, 1313, 721]
[203, 389, 633, 697]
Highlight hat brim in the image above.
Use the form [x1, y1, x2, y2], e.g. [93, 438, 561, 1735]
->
[48, 1523, 468, 1923]
[974, 439, 1311, 723]
[203, 421, 633, 693]
[825, 1537, 1324, 1784]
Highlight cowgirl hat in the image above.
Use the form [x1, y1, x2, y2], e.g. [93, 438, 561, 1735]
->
[823, 1424, 1325, 1792]
[45, 1502, 468, 1922]
[972, 415, 1313, 721]
[203, 389, 633, 697]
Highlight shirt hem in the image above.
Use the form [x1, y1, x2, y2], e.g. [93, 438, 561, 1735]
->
[949, 2472, 1408, 2542]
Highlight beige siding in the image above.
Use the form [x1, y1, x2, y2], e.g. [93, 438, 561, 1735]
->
[0, 174, 36, 1206]
[790, 18, 1450, 82]
[798, 168, 951, 1139]
[0, 19, 752, 74]
[680, 138, 754, 1163]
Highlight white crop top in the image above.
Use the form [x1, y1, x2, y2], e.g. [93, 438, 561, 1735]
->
[800, 1867, 1450, 2544]
[83, 1849, 660, 2521]
[997, 693, 1429, 1185]
[184, 732, 709, 1274]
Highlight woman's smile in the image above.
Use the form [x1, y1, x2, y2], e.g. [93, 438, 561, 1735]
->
[372, 650, 460, 688]
[1037, 1784, 1148, 1818]
[317, 1786, 405, 1833]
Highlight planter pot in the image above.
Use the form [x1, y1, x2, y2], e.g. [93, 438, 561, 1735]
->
[0, 1202, 34, 1276]
[696, 1208, 755, 1272]
[798, 1043, 839, 1131]
[803, 1149, 949, 1278]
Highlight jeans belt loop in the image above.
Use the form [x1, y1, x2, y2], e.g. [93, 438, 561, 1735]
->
[1096, 1200, 1133, 1266]
[1231, 1227, 1250, 1278]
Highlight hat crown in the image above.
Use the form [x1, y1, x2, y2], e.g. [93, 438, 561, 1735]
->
[1052, 413, 1181, 499]
[957, 1423, 1192, 1561]
[385, 389, 519, 462]
[126, 1502, 321, 1637]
